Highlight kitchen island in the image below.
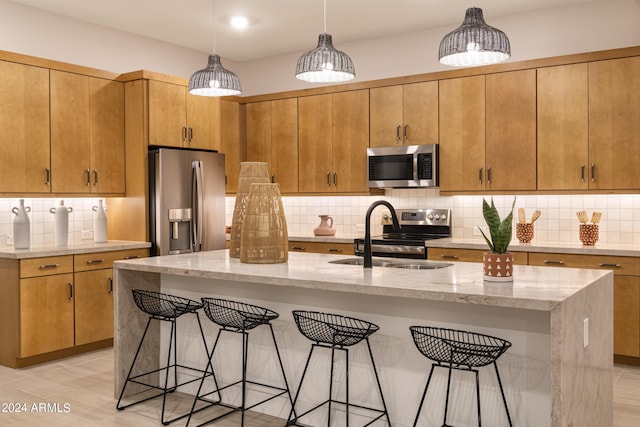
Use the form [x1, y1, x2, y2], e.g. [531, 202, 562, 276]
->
[113, 250, 613, 427]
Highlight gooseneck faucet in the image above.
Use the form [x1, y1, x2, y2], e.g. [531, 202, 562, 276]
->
[364, 200, 401, 268]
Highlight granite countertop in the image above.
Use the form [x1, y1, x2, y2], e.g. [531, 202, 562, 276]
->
[114, 250, 611, 312]
[425, 237, 640, 257]
[0, 240, 151, 259]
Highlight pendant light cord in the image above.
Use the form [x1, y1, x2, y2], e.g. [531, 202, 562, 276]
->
[323, 0, 327, 33]
[212, 0, 217, 54]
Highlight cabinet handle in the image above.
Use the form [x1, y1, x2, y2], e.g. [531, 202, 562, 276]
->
[68, 282, 73, 300]
[85, 169, 91, 186]
[598, 263, 621, 268]
[109, 277, 113, 294]
[326, 173, 331, 186]
[40, 263, 61, 269]
[581, 163, 585, 182]
[291, 246, 306, 251]
[333, 172, 337, 186]
[543, 260, 565, 265]
[478, 168, 483, 184]
[396, 125, 401, 141]
[45, 168, 51, 186]
[189, 127, 193, 142]
[403, 124, 408, 140]
[271, 174, 275, 183]
[124, 255, 139, 260]
[182, 126, 187, 142]
[86, 259, 105, 264]
[93, 169, 98, 186]
[441, 255, 459, 260]
[487, 167, 492, 184]
[328, 248, 343, 253]
[591, 163, 595, 182]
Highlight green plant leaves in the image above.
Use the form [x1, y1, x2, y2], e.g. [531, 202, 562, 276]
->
[479, 197, 516, 254]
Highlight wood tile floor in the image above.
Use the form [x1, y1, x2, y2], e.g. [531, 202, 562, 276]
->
[0, 348, 638, 426]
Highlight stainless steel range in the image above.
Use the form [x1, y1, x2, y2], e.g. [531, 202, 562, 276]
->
[354, 208, 451, 259]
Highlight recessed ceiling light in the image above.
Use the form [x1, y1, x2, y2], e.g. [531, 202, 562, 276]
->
[230, 15, 249, 30]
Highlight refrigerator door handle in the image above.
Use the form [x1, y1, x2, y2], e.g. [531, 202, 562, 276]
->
[192, 160, 205, 251]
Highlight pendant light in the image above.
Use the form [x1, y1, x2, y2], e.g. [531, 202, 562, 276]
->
[438, 5, 510, 67]
[295, 0, 355, 83]
[189, 0, 241, 96]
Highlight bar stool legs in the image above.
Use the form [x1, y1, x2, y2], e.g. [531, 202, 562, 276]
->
[410, 326, 513, 427]
[116, 290, 216, 425]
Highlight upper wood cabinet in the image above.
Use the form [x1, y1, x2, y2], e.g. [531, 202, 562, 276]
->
[588, 56, 640, 190]
[245, 98, 299, 193]
[0, 60, 50, 193]
[537, 63, 589, 191]
[439, 71, 536, 192]
[220, 100, 242, 193]
[370, 82, 438, 147]
[148, 80, 221, 150]
[50, 71, 125, 194]
[298, 90, 370, 193]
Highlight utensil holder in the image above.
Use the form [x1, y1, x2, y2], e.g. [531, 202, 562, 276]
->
[579, 224, 599, 246]
[516, 223, 534, 244]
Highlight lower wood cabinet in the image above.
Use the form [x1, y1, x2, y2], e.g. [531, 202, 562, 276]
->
[289, 241, 355, 255]
[0, 248, 148, 367]
[427, 247, 528, 265]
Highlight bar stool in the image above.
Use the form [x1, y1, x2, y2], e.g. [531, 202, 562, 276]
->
[409, 326, 513, 427]
[287, 310, 391, 427]
[186, 298, 294, 427]
[116, 289, 216, 425]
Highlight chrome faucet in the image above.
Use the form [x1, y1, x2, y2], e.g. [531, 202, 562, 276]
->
[364, 200, 401, 268]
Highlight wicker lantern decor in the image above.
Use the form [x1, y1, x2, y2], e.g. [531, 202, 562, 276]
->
[229, 162, 270, 258]
[240, 183, 288, 264]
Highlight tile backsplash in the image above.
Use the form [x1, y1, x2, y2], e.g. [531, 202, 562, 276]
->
[227, 189, 640, 245]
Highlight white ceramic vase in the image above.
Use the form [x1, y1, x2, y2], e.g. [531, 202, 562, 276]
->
[11, 199, 31, 249]
[49, 200, 73, 246]
[92, 199, 108, 243]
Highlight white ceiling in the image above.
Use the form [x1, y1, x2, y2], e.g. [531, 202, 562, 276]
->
[9, 0, 593, 62]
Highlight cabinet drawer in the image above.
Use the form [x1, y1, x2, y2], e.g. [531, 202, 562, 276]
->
[528, 252, 640, 276]
[20, 256, 74, 278]
[289, 241, 355, 255]
[427, 248, 528, 265]
[74, 249, 148, 272]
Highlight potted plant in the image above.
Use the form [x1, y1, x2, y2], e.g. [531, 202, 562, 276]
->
[479, 197, 516, 281]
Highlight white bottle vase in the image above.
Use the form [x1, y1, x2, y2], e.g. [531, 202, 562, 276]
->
[49, 200, 73, 247]
[11, 199, 31, 249]
[92, 199, 108, 243]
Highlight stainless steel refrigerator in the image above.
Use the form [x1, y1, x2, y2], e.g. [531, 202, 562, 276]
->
[148, 147, 226, 256]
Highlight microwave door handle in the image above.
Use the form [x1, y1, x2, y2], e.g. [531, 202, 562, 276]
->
[413, 153, 419, 181]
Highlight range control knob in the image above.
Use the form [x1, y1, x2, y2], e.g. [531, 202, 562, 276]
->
[427, 214, 434, 220]
[440, 214, 447, 220]
[434, 215, 441, 220]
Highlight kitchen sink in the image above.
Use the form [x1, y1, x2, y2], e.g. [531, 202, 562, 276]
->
[329, 258, 453, 270]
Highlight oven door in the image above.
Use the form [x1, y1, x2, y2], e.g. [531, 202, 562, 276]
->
[354, 239, 427, 259]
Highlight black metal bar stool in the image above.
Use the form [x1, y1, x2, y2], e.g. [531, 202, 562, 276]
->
[116, 289, 216, 425]
[409, 326, 513, 427]
[186, 297, 295, 427]
[287, 310, 392, 427]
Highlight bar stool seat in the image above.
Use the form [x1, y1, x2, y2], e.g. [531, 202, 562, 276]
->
[410, 326, 513, 427]
[287, 310, 391, 426]
[187, 298, 294, 427]
[117, 289, 214, 425]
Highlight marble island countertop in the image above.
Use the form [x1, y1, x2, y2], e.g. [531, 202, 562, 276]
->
[426, 237, 640, 256]
[114, 249, 611, 312]
[0, 240, 151, 259]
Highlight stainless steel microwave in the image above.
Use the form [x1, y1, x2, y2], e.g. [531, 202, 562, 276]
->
[367, 144, 439, 188]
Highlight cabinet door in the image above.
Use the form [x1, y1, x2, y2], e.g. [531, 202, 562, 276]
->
[589, 57, 640, 190]
[20, 274, 74, 357]
[246, 101, 272, 164]
[299, 94, 332, 193]
[369, 85, 403, 147]
[537, 64, 589, 191]
[50, 70, 91, 193]
[148, 80, 186, 148]
[0, 61, 50, 193]
[332, 90, 369, 192]
[187, 93, 220, 150]
[614, 276, 640, 357]
[402, 81, 439, 146]
[271, 98, 299, 193]
[220, 100, 242, 193]
[485, 70, 537, 191]
[439, 76, 486, 192]
[74, 269, 114, 345]
[90, 78, 125, 194]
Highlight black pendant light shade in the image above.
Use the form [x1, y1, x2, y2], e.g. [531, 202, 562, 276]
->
[296, 33, 355, 83]
[189, 54, 242, 96]
[439, 7, 510, 67]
